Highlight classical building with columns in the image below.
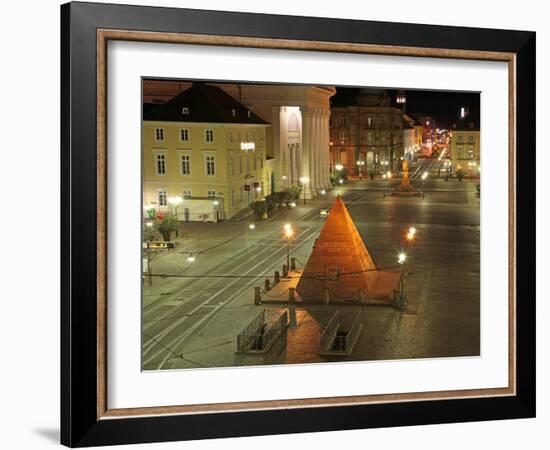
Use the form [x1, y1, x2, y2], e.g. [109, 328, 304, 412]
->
[218, 84, 336, 198]
[329, 89, 404, 175]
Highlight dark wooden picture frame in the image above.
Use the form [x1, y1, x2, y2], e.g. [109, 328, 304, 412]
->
[61, 2, 536, 447]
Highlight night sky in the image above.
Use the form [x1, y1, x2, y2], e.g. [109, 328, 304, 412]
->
[333, 87, 480, 129]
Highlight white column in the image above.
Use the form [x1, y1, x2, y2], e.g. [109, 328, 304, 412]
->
[300, 106, 314, 199]
[270, 106, 282, 191]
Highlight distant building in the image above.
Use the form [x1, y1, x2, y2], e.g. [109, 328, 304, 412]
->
[218, 84, 336, 197]
[142, 82, 270, 221]
[330, 89, 404, 175]
[450, 110, 480, 175]
[402, 120, 417, 161]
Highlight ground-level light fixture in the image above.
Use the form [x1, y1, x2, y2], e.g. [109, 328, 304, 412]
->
[213, 200, 219, 206]
[249, 223, 256, 230]
[187, 254, 196, 263]
[421, 172, 428, 180]
[387, 171, 392, 178]
[398, 253, 407, 265]
[335, 164, 344, 171]
[284, 223, 292, 232]
[382, 174, 387, 179]
[320, 189, 326, 195]
[338, 179, 344, 184]
[282, 175, 287, 180]
[290, 201, 296, 207]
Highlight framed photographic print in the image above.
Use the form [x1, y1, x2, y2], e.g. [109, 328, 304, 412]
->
[61, 1, 536, 447]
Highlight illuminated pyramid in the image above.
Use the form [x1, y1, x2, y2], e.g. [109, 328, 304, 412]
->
[296, 196, 400, 303]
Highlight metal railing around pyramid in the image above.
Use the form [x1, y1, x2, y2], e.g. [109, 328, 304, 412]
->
[295, 196, 401, 304]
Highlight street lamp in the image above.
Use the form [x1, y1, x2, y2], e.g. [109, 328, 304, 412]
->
[335, 164, 344, 172]
[284, 224, 293, 269]
[407, 227, 416, 269]
[398, 252, 407, 265]
[168, 196, 183, 218]
[356, 160, 365, 179]
[299, 176, 309, 205]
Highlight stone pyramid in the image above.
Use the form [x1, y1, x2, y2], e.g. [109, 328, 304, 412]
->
[296, 196, 398, 303]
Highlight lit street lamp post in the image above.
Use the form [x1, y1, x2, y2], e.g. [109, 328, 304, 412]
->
[284, 223, 293, 269]
[406, 227, 416, 270]
[357, 160, 365, 179]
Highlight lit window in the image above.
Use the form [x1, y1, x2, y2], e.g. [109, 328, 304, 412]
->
[154, 128, 164, 141]
[468, 135, 474, 143]
[181, 155, 190, 175]
[205, 155, 216, 176]
[340, 131, 346, 144]
[340, 115, 347, 126]
[158, 188, 167, 206]
[207, 190, 216, 198]
[205, 129, 214, 142]
[155, 154, 166, 175]
[180, 129, 189, 142]
[182, 190, 192, 199]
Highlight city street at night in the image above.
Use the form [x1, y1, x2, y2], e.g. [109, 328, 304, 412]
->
[142, 171, 480, 370]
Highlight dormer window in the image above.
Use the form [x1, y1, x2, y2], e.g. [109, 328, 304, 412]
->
[182, 107, 189, 115]
[231, 109, 236, 117]
[247, 110, 251, 118]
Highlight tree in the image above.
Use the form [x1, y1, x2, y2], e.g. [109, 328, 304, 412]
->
[154, 215, 178, 241]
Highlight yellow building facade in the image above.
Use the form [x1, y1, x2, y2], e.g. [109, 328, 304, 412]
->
[449, 113, 480, 177]
[142, 83, 270, 221]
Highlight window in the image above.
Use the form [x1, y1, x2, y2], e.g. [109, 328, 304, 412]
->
[468, 135, 475, 144]
[181, 107, 189, 115]
[239, 155, 243, 174]
[230, 153, 234, 176]
[367, 132, 373, 145]
[179, 129, 189, 142]
[253, 155, 257, 170]
[154, 128, 165, 141]
[158, 188, 167, 206]
[205, 155, 216, 176]
[155, 154, 166, 175]
[246, 154, 250, 172]
[340, 131, 346, 144]
[468, 146, 475, 160]
[367, 116, 373, 127]
[340, 115, 347, 126]
[457, 134, 464, 143]
[182, 190, 192, 199]
[205, 129, 214, 142]
[180, 154, 190, 175]
[207, 190, 216, 198]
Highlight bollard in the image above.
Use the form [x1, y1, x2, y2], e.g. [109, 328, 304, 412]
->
[290, 257, 296, 270]
[288, 287, 295, 303]
[254, 286, 261, 305]
[274, 271, 280, 284]
[282, 264, 288, 277]
[289, 305, 297, 329]
[265, 279, 271, 291]
[322, 288, 330, 305]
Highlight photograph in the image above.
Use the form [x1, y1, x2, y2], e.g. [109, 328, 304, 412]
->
[141, 79, 481, 371]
